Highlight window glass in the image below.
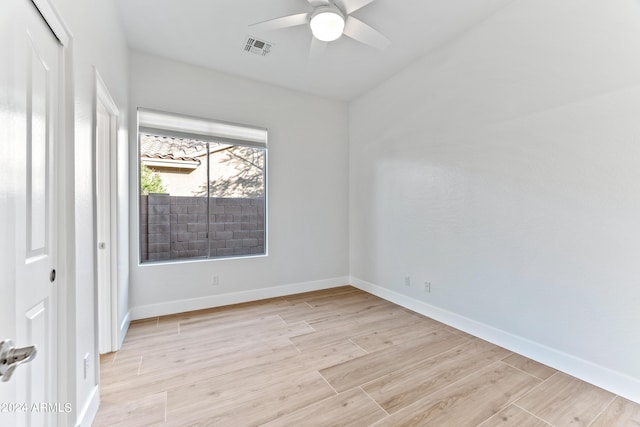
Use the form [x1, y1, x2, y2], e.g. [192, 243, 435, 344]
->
[138, 109, 266, 263]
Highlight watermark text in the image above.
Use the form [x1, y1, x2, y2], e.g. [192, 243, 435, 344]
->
[0, 402, 72, 413]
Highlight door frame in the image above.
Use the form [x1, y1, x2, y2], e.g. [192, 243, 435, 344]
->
[94, 69, 120, 353]
[31, 0, 74, 425]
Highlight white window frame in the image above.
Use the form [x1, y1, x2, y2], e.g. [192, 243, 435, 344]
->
[137, 108, 268, 264]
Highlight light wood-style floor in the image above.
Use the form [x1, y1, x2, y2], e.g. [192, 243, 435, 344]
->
[94, 286, 640, 426]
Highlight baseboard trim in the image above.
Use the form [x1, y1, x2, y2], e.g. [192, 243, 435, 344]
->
[75, 384, 99, 427]
[130, 276, 351, 320]
[118, 310, 131, 349]
[350, 276, 640, 404]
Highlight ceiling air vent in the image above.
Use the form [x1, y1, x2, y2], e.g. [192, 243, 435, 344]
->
[244, 36, 273, 57]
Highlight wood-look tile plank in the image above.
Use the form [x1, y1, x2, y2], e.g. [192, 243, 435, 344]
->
[99, 356, 142, 387]
[189, 339, 365, 403]
[301, 298, 394, 325]
[116, 315, 296, 366]
[296, 339, 369, 370]
[123, 317, 179, 343]
[304, 302, 405, 331]
[278, 320, 316, 337]
[292, 309, 432, 352]
[281, 286, 359, 303]
[101, 339, 300, 402]
[166, 371, 336, 426]
[372, 362, 540, 427]
[274, 301, 322, 323]
[479, 405, 551, 427]
[350, 317, 445, 352]
[277, 299, 385, 326]
[100, 352, 116, 364]
[178, 312, 286, 333]
[165, 368, 324, 415]
[515, 372, 615, 427]
[160, 339, 366, 416]
[363, 339, 511, 413]
[290, 321, 363, 351]
[160, 314, 287, 342]
[590, 396, 640, 427]
[303, 290, 380, 307]
[439, 325, 477, 340]
[128, 317, 159, 328]
[137, 332, 296, 375]
[158, 297, 294, 327]
[263, 388, 387, 427]
[93, 392, 167, 427]
[320, 329, 468, 392]
[502, 353, 556, 380]
[108, 335, 364, 406]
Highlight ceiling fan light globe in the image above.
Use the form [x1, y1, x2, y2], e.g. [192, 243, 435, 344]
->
[310, 11, 345, 42]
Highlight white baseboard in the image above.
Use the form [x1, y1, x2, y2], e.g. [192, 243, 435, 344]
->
[118, 310, 131, 349]
[130, 276, 350, 320]
[75, 385, 99, 427]
[350, 276, 640, 404]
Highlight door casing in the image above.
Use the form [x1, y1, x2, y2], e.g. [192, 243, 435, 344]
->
[95, 70, 120, 354]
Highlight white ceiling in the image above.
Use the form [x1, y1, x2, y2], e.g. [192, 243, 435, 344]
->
[115, 0, 513, 101]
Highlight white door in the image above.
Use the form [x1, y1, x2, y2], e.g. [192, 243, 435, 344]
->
[0, 1, 61, 425]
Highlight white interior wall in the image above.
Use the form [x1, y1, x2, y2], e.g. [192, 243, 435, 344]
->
[349, 0, 640, 401]
[128, 51, 349, 317]
[48, 0, 129, 424]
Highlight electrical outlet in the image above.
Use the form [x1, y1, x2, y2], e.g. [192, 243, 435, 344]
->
[424, 282, 431, 293]
[405, 275, 411, 287]
[212, 276, 219, 286]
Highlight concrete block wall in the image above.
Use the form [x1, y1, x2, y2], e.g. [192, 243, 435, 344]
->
[140, 194, 265, 261]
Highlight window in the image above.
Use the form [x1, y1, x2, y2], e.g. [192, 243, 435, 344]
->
[138, 108, 267, 263]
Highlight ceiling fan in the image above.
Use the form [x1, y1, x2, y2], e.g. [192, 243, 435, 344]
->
[249, 0, 390, 57]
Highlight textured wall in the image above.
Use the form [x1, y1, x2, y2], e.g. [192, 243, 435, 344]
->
[350, 0, 640, 396]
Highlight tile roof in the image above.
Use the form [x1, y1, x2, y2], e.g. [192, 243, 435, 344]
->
[140, 134, 208, 162]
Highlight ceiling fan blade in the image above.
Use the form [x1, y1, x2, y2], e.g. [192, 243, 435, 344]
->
[336, 0, 376, 14]
[249, 13, 310, 31]
[308, 0, 331, 6]
[309, 36, 327, 59]
[343, 16, 390, 50]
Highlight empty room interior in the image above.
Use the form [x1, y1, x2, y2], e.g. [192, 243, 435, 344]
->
[2, 0, 640, 426]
